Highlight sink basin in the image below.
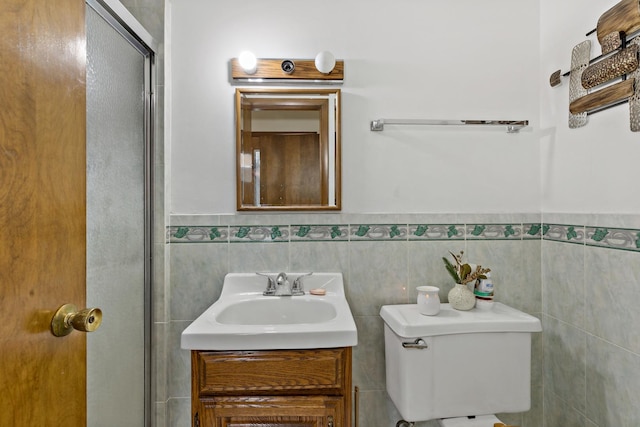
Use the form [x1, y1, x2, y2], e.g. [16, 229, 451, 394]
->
[216, 298, 337, 325]
[181, 272, 357, 350]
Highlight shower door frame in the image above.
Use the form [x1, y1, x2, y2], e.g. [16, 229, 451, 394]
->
[86, 1, 156, 425]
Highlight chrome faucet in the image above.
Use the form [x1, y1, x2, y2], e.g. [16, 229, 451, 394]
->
[275, 272, 291, 296]
[257, 272, 311, 296]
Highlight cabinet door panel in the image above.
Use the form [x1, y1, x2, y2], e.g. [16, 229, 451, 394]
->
[196, 349, 348, 395]
[220, 418, 317, 427]
[204, 396, 342, 427]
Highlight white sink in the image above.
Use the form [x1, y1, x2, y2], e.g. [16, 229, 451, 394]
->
[181, 272, 358, 350]
[216, 298, 337, 325]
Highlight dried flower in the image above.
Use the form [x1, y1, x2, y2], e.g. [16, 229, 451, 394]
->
[442, 250, 490, 285]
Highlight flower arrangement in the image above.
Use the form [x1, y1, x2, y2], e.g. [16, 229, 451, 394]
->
[442, 250, 490, 285]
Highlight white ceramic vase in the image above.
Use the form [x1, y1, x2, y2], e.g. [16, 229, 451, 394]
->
[416, 286, 440, 315]
[447, 283, 476, 311]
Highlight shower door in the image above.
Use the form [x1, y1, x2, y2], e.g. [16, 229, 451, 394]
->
[86, 1, 153, 426]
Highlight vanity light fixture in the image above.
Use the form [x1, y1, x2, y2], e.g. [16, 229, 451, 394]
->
[238, 51, 257, 75]
[231, 53, 344, 84]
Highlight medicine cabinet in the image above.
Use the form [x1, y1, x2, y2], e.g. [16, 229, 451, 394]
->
[235, 88, 341, 211]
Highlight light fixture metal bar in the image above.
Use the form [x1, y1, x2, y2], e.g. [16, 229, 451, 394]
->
[370, 119, 529, 134]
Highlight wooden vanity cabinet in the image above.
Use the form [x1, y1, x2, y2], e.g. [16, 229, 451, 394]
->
[191, 347, 352, 427]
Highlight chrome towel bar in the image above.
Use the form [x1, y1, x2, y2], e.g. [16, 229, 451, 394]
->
[370, 119, 529, 134]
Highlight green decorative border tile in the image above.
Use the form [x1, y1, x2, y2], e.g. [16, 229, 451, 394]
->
[167, 226, 229, 243]
[408, 224, 465, 240]
[290, 225, 349, 241]
[229, 225, 289, 243]
[523, 223, 544, 239]
[166, 221, 640, 252]
[465, 224, 522, 240]
[543, 224, 585, 244]
[349, 224, 408, 241]
[585, 226, 640, 251]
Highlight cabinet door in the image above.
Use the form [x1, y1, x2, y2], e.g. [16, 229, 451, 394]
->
[219, 416, 326, 427]
[199, 396, 343, 427]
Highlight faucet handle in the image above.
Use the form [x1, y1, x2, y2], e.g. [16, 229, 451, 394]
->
[292, 272, 313, 295]
[256, 272, 276, 295]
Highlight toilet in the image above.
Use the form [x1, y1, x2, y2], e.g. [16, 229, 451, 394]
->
[380, 302, 542, 426]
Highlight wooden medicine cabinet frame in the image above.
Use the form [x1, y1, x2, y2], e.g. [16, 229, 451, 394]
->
[235, 88, 341, 211]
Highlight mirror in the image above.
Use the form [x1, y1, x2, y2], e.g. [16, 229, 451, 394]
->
[236, 88, 341, 211]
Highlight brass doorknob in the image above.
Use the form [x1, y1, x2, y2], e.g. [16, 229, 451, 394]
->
[51, 303, 103, 337]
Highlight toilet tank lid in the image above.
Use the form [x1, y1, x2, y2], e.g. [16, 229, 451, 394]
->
[380, 303, 542, 338]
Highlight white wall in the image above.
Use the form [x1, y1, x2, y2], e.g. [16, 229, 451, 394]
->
[169, 0, 540, 214]
[540, 0, 640, 214]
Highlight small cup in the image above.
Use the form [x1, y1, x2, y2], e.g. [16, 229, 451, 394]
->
[416, 286, 441, 316]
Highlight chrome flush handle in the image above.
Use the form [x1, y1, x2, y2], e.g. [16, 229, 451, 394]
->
[402, 338, 428, 350]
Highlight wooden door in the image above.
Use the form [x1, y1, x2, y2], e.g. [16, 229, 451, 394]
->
[251, 132, 323, 206]
[0, 0, 87, 424]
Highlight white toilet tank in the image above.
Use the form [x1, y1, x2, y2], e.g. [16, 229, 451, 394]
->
[380, 302, 541, 423]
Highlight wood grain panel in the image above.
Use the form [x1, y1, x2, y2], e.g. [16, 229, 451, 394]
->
[253, 133, 322, 206]
[0, 0, 86, 424]
[211, 395, 343, 426]
[231, 58, 344, 81]
[569, 78, 635, 114]
[196, 348, 348, 395]
[597, 0, 640, 46]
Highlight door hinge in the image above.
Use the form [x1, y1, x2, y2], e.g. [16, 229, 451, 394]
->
[194, 412, 200, 427]
[327, 415, 334, 427]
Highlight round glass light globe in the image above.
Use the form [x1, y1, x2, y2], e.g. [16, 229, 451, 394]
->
[238, 51, 257, 74]
[315, 51, 336, 74]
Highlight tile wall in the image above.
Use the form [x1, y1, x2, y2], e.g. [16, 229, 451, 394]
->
[162, 213, 544, 427]
[161, 213, 640, 427]
[541, 215, 640, 427]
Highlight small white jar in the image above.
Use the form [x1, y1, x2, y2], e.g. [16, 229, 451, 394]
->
[416, 286, 441, 316]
